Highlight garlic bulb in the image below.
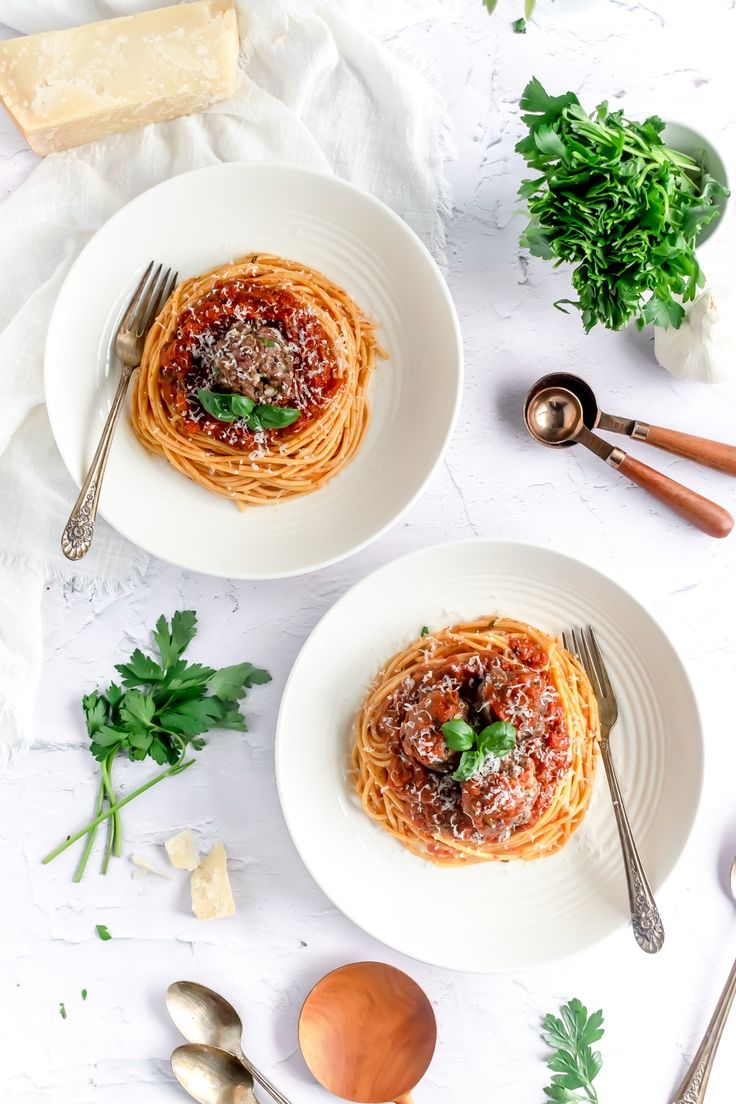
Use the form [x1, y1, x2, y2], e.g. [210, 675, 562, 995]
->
[654, 286, 736, 383]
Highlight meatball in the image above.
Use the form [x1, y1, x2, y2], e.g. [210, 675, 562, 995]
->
[478, 661, 547, 735]
[400, 687, 466, 768]
[206, 321, 295, 402]
[461, 759, 540, 836]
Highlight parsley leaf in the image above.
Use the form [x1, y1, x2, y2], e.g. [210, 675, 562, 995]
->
[207, 662, 271, 702]
[516, 77, 729, 331]
[153, 610, 198, 669]
[542, 998, 604, 1103]
[95, 924, 112, 941]
[44, 612, 271, 881]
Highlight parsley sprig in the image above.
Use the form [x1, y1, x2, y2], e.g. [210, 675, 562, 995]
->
[516, 77, 728, 332]
[542, 998, 604, 1103]
[42, 611, 270, 881]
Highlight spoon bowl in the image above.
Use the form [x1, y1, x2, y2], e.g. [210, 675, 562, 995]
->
[527, 372, 600, 431]
[171, 1043, 256, 1104]
[524, 385, 586, 447]
[299, 961, 436, 1104]
[167, 981, 244, 1057]
[167, 981, 292, 1104]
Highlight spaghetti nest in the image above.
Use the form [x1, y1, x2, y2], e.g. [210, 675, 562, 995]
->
[132, 254, 384, 508]
[352, 617, 599, 865]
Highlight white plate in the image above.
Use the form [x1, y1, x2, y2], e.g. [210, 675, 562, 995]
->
[44, 164, 462, 578]
[276, 539, 703, 973]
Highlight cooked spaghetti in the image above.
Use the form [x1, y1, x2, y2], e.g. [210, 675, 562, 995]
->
[132, 254, 383, 507]
[353, 618, 599, 865]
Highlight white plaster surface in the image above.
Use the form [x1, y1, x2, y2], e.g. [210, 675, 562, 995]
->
[2, 1, 736, 1101]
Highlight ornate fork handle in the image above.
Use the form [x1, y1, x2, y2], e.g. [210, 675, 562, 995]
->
[671, 956, 736, 1104]
[599, 738, 664, 953]
[61, 364, 135, 560]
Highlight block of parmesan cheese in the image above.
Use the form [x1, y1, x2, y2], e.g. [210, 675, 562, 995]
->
[0, 0, 239, 155]
[191, 841, 236, 921]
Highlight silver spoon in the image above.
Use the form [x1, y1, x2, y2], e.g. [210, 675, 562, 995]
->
[167, 981, 292, 1104]
[671, 855, 736, 1103]
[171, 1043, 256, 1104]
[523, 384, 733, 538]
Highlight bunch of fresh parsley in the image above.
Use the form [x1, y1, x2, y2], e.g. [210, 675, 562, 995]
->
[542, 998, 604, 1103]
[42, 611, 270, 881]
[516, 77, 728, 332]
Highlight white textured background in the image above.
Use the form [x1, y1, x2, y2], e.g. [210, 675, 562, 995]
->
[3, 1, 736, 1101]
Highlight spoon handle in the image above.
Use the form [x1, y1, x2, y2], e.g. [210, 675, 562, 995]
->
[237, 1050, 293, 1104]
[614, 454, 733, 538]
[632, 423, 736, 476]
[671, 954, 736, 1103]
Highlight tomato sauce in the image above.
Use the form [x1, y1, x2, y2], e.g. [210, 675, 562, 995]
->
[159, 279, 344, 446]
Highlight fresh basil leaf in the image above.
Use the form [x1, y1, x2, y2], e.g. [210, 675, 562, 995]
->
[259, 337, 276, 347]
[197, 389, 255, 422]
[441, 719, 475, 751]
[477, 721, 517, 756]
[245, 404, 300, 431]
[452, 749, 484, 781]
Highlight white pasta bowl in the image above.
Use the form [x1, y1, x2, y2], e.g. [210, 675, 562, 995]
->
[45, 163, 462, 578]
[276, 539, 703, 973]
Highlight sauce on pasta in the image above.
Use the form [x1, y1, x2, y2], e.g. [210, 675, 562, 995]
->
[352, 618, 599, 865]
[378, 640, 571, 853]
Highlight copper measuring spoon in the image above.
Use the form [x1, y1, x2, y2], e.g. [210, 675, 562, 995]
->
[524, 385, 733, 538]
[298, 962, 436, 1104]
[531, 372, 736, 475]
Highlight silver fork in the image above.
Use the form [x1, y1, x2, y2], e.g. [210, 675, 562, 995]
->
[61, 262, 177, 560]
[562, 626, 665, 954]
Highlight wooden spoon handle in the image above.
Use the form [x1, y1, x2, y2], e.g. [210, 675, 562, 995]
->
[394, 1096, 415, 1104]
[617, 454, 733, 538]
[639, 424, 736, 476]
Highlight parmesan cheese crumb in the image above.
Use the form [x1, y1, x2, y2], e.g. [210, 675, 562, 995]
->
[131, 852, 174, 879]
[165, 828, 200, 871]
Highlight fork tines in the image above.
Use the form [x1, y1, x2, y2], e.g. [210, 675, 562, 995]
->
[562, 626, 615, 708]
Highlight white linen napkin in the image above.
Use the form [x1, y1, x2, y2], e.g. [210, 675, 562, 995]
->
[0, 0, 453, 756]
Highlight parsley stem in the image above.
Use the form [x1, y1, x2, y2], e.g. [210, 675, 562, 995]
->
[73, 777, 105, 884]
[100, 755, 122, 870]
[42, 759, 195, 867]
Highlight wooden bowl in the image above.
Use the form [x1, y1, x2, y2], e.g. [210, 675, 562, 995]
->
[298, 962, 437, 1103]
